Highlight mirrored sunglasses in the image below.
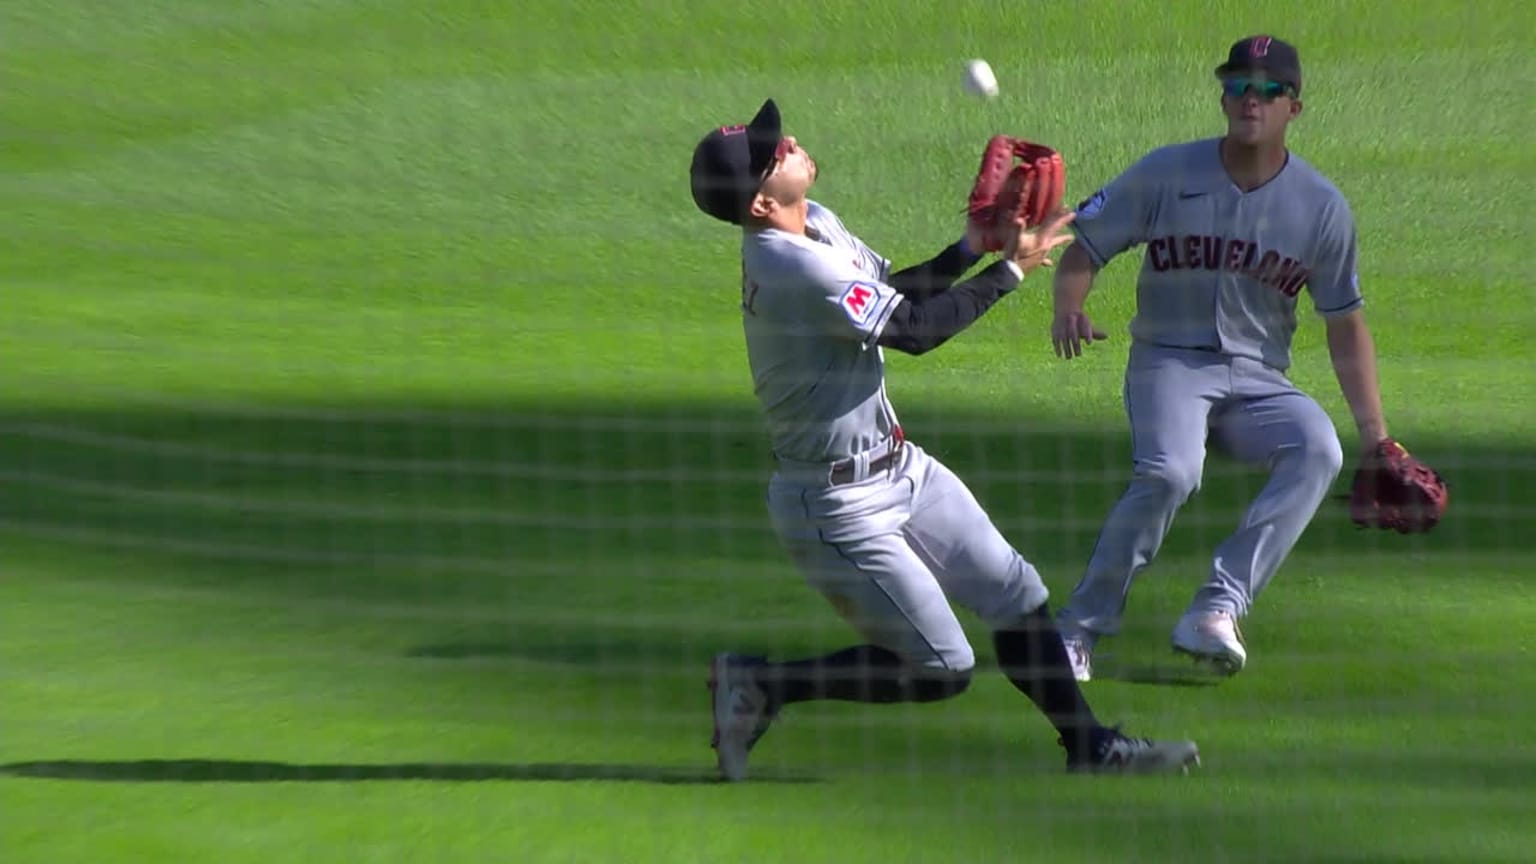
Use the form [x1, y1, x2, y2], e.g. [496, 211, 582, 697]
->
[1222, 77, 1294, 102]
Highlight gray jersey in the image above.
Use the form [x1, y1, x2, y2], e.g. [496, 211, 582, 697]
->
[740, 201, 902, 463]
[1072, 138, 1362, 371]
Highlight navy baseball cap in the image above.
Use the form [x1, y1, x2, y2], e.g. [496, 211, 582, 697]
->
[689, 99, 783, 225]
[1214, 35, 1302, 94]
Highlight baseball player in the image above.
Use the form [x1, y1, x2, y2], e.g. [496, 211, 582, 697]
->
[1049, 36, 1396, 680]
[688, 98, 1200, 781]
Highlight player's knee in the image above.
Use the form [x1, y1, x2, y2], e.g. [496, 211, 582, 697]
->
[1134, 458, 1203, 503]
[907, 666, 973, 702]
[904, 642, 975, 702]
[1314, 431, 1345, 479]
[934, 641, 976, 676]
[1285, 426, 1344, 481]
[970, 556, 1050, 630]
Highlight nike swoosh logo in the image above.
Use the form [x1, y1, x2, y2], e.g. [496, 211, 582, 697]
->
[1178, 191, 1206, 199]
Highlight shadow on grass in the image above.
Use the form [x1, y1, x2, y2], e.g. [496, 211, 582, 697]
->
[0, 759, 817, 785]
[3, 396, 1529, 707]
[408, 639, 1220, 689]
[2, 395, 1527, 596]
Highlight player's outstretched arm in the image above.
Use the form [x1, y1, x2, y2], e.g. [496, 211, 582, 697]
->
[1050, 243, 1108, 359]
[877, 213, 1074, 356]
[877, 260, 1019, 356]
[885, 239, 984, 302]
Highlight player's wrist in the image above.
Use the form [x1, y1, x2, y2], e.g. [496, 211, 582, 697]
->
[957, 233, 985, 262]
[1357, 423, 1389, 449]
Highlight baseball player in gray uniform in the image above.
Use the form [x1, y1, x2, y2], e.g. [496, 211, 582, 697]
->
[688, 98, 1200, 781]
[1050, 36, 1396, 681]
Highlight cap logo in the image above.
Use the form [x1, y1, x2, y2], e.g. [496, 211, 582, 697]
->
[720, 124, 747, 136]
[1249, 36, 1272, 58]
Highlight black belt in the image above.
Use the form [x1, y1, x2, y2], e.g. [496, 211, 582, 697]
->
[828, 426, 905, 486]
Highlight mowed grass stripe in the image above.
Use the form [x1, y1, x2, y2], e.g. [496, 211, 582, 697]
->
[2, 0, 1534, 862]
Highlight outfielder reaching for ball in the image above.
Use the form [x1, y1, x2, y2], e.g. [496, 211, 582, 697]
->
[689, 98, 1199, 781]
[1050, 36, 1417, 680]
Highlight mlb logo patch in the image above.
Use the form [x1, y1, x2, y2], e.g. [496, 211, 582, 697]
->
[1078, 189, 1108, 219]
[839, 282, 877, 324]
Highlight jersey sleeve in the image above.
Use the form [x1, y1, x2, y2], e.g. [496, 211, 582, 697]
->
[746, 218, 904, 349]
[1307, 197, 1364, 317]
[858, 232, 892, 282]
[821, 272, 903, 349]
[793, 250, 902, 349]
[1071, 153, 1165, 268]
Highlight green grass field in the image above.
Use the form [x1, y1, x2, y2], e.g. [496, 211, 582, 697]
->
[3, 1, 1534, 861]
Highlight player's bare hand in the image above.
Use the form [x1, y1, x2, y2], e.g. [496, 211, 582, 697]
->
[1051, 310, 1108, 359]
[1003, 209, 1076, 276]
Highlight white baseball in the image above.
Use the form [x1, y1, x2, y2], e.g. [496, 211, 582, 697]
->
[963, 59, 999, 100]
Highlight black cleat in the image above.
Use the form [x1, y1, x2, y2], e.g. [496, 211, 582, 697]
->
[1066, 726, 1201, 775]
